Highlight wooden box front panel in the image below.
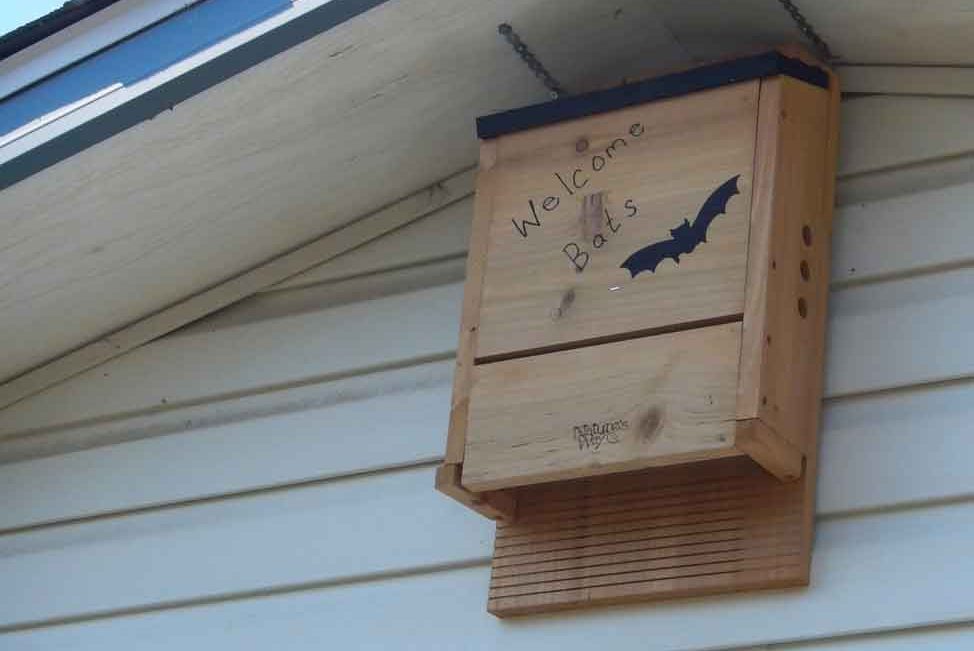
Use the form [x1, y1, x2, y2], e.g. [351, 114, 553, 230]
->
[462, 323, 742, 492]
[475, 81, 759, 361]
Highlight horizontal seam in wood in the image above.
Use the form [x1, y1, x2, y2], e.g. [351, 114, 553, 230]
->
[255, 251, 469, 297]
[488, 557, 805, 600]
[475, 314, 743, 365]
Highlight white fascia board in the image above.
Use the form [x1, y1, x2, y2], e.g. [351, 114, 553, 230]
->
[0, 0, 385, 179]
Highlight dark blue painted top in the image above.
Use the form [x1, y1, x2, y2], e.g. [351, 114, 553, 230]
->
[476, 51, 829, 140]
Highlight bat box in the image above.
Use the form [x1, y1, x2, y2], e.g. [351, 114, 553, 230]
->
[437, 50, 840, 616]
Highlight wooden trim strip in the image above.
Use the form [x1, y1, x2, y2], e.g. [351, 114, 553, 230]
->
[434, 463, 516, 522]
[444, 145, 496, 465]
[838, 65, 974, 97]
[734, 418, 804, 482]
[0, 167, 475, 412]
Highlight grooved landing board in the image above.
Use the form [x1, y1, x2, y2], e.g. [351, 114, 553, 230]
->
[488, 457, 808, 616]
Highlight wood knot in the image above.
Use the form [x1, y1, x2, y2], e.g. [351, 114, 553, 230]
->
[581, 192, 604, 240]
[638, 407, 663, 444]
[551, 289, 576, 320]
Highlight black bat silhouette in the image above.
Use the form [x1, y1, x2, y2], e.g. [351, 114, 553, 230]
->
[620, 175, 740, 277]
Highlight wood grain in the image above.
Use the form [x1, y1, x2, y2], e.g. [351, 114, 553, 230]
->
[0, 0, 693, 391]
[734, 418, 802, 482]
[737, 77, 781, 421]
[475, 82, 759, 360]
[435, 463, 516, 522]
[437, 144, 517, 519]
[487, 457, 807, 616]
[755, 77, 831, 452]
[462, 324, 743, 493]
[0, 168, 475, 412]
[737, 74, 832, 455]
[445, 147, 496, 465]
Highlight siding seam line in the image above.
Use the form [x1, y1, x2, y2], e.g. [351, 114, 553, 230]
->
[0, 558, 492, 635]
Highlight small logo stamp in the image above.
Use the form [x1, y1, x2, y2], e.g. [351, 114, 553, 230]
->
[573, 419, 629, 451]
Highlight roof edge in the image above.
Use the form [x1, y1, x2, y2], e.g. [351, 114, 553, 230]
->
[0, 0, 128, 62]
[0, 0, 390, 192]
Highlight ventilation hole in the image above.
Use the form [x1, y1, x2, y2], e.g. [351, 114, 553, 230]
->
[802, 225, 813, 247]
[800, 260, 810, 281]
[798, 297, 808, 318]
[771, 259, 777, 270]
[762, 396, 768, 406]
[766, 335, 772, 345]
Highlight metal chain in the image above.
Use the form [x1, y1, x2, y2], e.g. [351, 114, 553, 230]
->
[497, 23, 566, 99]
[499, 6, 832, 99]
[776, 0, 836, 62]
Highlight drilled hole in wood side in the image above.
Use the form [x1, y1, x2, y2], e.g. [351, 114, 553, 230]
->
[802, 225, 813, 247]
[766, 335, 772, 346]
[762, 396, 768, 406]
[797, 298, 808, 319]
[771, 259, 777, 271]
[800, 260, 810, 281]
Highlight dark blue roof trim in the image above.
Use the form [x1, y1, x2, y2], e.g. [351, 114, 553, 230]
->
[0, 0, 388, 192]
[476, 51, 829, 140]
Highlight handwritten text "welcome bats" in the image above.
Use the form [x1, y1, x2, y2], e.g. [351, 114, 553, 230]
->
[510, 122, 644, 273]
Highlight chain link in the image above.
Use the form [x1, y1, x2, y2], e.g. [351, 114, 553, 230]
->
[499, 7, 832, 100]
[776, 0, 835, 62]
[497, 23, 565, 99]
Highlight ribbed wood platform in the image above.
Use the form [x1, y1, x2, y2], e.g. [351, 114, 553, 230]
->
[488, 457, 810, 616]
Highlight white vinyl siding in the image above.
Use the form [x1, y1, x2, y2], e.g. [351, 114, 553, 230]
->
[2, 90, 974, 649]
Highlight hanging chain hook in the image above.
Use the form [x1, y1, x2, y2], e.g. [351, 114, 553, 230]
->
[497, 23, 566, 99]
[500, 7, 833, 99]
[776, 0, 836, 62]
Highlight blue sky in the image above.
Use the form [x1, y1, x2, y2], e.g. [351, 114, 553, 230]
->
[0, 1, 66, 37]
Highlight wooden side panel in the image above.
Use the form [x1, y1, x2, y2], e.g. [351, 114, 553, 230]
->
[487, 457, 806, 616]
[462, 324, 743, 493]
[438, 142, 517, 520]
[444, 143, 497, 465]
[737, 76, 833, 454]
[475, 82, 759, 360]
[737, 77, 781, 421]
